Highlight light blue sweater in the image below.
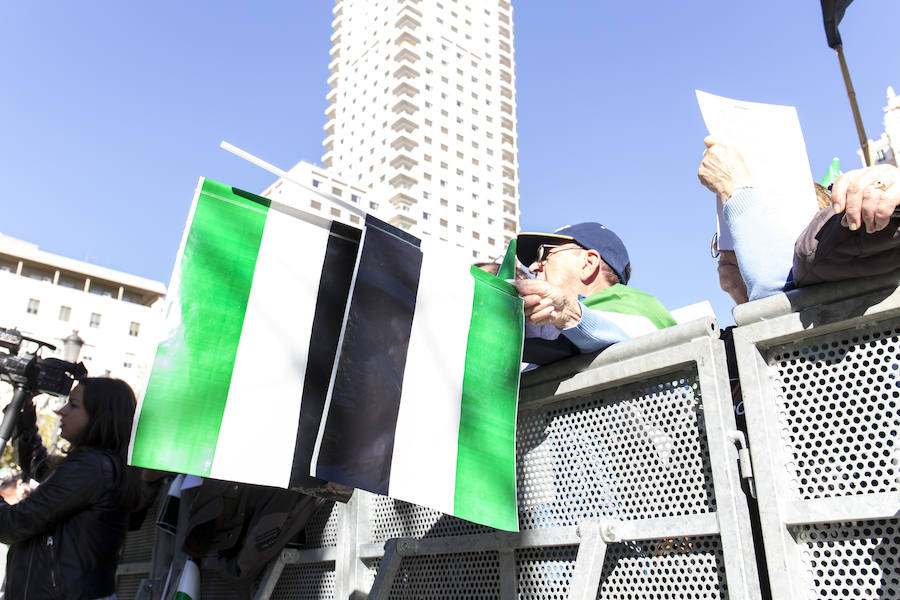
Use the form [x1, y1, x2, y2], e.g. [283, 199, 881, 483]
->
[723, 187, 795, 301]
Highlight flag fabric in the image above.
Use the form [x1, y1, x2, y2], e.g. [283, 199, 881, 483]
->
[174, 559, 200, 600]
[312, 216, 525, 531]
[129, 178, 361, 490]
[820, 157, 842, 187]
[131, 179, 526, 531]
[821, 0, 854, 48]
[497, 237, 518, 280]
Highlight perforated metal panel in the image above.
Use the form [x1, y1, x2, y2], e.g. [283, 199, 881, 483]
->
[597, 536, 727, 600]
[300, 501, 341, 549]
[768, 324, 900, 500]
[371, 496, 491, 542]
[120, 491, 161, 562]
[200, 567, 244, 598]
[517, 371, 715, 530]
[794, 519, 900, 598]
[516, 545, 578, 599]
[262, 325, 759, 600]
[115, 573, 145, 599]
[270, 563, 337, 600]
[732, 283, 900, 600]
[385, 551, 501, 599]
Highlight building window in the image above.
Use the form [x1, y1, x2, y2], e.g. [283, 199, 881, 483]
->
[312, 179, 320, 188]
[423, 212, 431, 220]
[59, 306, 71, 322]
[350, 214, 361, 224]
[26, 298, 39, 315]
[331, 207, 341, 217]
[311, 200, 322, 210]
[351, 194, 360, 203]
[129, 321, 140, 337]
[369, 201, 379, 210]
[90, 313, 102, 328]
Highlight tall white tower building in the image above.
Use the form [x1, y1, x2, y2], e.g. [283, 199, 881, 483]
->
[322, 0, 519, 260]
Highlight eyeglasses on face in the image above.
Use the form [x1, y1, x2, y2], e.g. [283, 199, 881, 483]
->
[534, 243, 582, 264]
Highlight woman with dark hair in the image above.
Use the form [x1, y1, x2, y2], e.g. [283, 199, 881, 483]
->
[0, 377, 144, 599]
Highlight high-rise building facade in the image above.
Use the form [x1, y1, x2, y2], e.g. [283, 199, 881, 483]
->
[322, 0, 519, 261]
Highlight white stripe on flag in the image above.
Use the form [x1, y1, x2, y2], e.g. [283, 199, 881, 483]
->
[388, 241, 475, 515]
[209, 211, 331, 487]
[593, 310, 659, 338]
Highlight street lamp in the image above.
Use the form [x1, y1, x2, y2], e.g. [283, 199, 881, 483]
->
[62, 331, 84, 363]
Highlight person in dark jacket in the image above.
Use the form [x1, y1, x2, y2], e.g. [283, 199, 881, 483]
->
[793, 165, 900, 286]
[0, 377, 144, 599]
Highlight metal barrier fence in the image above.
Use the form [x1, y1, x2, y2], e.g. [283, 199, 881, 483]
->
[116, 272, 900, 599]
[731, 271, 900, 600]
[253, 317, 761, 600]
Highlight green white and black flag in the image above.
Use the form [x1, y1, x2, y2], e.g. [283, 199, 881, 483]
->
[312, 216, 524, 531]
[130, 181, 525, 531]
[129, 178, 359, 491]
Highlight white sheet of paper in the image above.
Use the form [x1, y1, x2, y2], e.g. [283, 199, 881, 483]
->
[696, 90, 818, 251]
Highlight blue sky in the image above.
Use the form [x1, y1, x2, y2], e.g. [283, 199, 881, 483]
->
[1, 1, 898, 326]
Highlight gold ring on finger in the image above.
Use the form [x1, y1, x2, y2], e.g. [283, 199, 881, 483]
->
[871, 180, 890, 192]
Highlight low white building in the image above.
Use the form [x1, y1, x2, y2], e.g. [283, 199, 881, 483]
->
[0, 233, 166, 398]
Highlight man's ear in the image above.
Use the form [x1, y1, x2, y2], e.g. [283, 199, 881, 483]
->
[581, 249, 602, 283]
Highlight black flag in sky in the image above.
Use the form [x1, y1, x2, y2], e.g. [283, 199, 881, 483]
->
[820, 0, 854, 48]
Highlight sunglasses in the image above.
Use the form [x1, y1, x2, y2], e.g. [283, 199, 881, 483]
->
[534, 243, 582, 264]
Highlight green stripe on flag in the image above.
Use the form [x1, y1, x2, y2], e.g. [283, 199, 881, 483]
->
[497, 238, 517, 280]
[454, 267, 523, 531]
[130, 179, 269, 475]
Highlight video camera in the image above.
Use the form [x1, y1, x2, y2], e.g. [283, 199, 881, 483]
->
[0, 326, 87, 454]
[0, 327, 86, 397]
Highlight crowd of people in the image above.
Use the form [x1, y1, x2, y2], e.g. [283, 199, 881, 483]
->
[0, 148, 896, 597]
[516, 152, 899, 365]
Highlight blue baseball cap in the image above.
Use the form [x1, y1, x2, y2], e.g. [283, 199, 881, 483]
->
[516, 222, 631, 285]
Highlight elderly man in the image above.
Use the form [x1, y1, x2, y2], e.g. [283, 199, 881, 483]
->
[698, 136, 900, 303]
[512, 223, 675, 362]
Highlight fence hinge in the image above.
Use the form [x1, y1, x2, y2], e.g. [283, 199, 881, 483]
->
[727, 430, 756, 498]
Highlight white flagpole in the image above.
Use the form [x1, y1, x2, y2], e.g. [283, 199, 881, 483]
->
[219, 140, 372, 219]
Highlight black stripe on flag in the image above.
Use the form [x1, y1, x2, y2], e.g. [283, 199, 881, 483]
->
[289, 221, 362, 490]
[314, 217, 423, 495]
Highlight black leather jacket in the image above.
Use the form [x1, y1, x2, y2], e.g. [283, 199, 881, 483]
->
[0, 423, 128, 599]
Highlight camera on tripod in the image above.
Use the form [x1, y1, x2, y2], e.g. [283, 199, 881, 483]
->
[0, 327, 86, 397]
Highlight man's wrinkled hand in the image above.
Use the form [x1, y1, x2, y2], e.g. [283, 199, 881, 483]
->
[512, 279, 582, 329]
[698, 136, 753, 205]
[830, 164, 900, 233]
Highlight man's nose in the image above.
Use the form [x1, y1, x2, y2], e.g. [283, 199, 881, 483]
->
[528, 260, 542, 273]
